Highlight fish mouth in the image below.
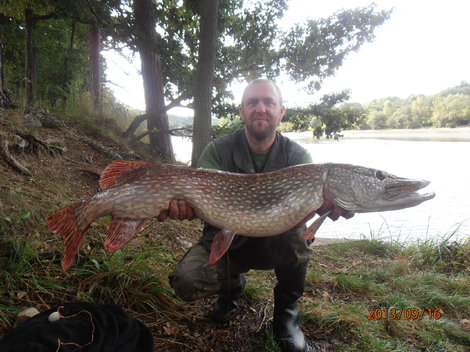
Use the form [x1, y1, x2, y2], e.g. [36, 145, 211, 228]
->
[384, 178, 435, 207]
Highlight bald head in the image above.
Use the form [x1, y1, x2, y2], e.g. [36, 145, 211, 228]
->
[241, 79, 283, 106]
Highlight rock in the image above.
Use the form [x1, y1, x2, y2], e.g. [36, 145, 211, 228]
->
[175, 237, 192, 250]
[14, 307, 40, 327]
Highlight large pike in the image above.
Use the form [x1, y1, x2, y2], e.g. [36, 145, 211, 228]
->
[46, 160, 435, 270]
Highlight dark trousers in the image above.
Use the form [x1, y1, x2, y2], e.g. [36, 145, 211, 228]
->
[169, 228, 312, 302]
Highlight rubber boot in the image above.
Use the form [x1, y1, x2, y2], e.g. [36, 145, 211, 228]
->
[212, 274, 246, 324]
[272, 265, 312, 352]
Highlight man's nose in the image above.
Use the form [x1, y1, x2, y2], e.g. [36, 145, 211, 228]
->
[255, 101, 267, 113]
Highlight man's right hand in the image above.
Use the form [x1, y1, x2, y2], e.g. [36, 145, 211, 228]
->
[316, 200, 355, 221]
[157, 200, 196, 222]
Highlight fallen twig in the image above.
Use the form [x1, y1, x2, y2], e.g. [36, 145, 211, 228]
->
[0, 139, 32, 176]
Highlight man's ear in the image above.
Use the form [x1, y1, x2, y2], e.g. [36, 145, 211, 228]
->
[279, 105, 286, 121]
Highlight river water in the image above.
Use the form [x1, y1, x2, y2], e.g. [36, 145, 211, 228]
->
[172, 130, 470, 243]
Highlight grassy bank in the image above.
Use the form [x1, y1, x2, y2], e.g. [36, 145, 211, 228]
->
[1, 216, 468, 351]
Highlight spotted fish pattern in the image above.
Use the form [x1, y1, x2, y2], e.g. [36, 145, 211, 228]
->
[46, 160, 434, 270]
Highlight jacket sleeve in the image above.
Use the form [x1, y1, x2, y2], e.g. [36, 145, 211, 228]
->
[197, 142, 223, 170]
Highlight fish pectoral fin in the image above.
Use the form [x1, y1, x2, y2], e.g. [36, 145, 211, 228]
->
[99, 160, 156, 189]
[104, 217, 150, 251]
[209, 229, 236, 265]
[304, 211, 331, 241]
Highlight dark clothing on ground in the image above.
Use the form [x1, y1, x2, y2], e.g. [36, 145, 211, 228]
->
[0, 302, 153, 352]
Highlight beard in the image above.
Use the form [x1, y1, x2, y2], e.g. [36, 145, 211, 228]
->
[245, 117, 278, 141]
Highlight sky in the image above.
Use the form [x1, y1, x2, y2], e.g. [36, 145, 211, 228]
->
[103, 0, 470, 112]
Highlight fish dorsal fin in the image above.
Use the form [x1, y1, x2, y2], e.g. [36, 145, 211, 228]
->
[99, 160, 156, 189]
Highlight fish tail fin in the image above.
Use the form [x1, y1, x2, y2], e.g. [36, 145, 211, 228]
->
[104, 217, 150, 251]
[46, 201, 87, 271]
[99, 160, 156, 189]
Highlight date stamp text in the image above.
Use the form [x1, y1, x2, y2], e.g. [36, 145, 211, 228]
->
[367, 308, 442, 320]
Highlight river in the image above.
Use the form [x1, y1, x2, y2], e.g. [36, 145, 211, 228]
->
[172, 128, 470, 243]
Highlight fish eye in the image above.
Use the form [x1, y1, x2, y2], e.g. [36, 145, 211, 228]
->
[375, 170, 386, 180]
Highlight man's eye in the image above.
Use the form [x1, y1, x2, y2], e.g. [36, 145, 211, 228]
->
[264, 99, 274, 106]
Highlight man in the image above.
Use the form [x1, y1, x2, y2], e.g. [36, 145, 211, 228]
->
[159, 79, 353, 352]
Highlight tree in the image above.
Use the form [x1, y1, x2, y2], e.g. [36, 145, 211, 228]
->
[191, 0, 220, 167]
[23, 6, 55, 109]
[432, 95, 470, 127]
[209, 3, 391, 138]
[284, 91, 366, 139]
[1, 0, 392, 159]
[0, 0, 111, 111]
[89, 18, 102, 113]
[439, 81, 470, 97]
[103, 0, 391, 159]
[0, 38, 14, 108]
[134, 0, 174, 161]
[281, 5, 392, 92]
[411, 96, 433, 127]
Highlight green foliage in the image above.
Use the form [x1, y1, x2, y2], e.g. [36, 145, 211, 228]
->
[0, 8, 90, 106]
[211, 115, 244, 139]
[439, 81, 470, 96]
[35, 19, 90, 105]
[1, 0, 392, 139]
[431, 94, 470, 128]
[0, 0, 55, 19]
[4, 211, 31, 226]
[357, 83, 470, 130]
[284, 91, 367, 138]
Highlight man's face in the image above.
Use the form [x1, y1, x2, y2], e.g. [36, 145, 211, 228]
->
[240, 82, 286, 140]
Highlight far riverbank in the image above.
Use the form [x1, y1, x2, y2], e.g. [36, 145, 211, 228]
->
[286, 127, 470, 142]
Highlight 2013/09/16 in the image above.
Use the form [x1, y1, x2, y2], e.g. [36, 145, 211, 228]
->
[367, 308, 442, 320]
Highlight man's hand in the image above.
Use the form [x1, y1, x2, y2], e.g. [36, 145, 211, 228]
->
[157, 200, 196, 222]
[316, 200, 355, 221]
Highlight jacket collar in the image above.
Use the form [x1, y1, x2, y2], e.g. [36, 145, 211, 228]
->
[233, 129, 287, 173]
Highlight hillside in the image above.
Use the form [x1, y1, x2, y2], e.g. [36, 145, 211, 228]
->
[0, 108, 469, 351]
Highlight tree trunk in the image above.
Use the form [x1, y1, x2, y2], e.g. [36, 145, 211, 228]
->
[191, 0, 220, 167]
[0, 38, 14, 108]
[133, 0, 174, 162]
[63, 21, 76, 95]
[24, 8, 37, 109]
[89, 19, 102, 113]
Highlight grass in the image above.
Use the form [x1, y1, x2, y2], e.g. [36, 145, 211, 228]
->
[298, 237, 470, 351]
[0, 110, 468, 350]
[1, 175, 468, 351]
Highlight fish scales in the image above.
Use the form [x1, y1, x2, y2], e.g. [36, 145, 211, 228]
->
[65, 163, 323, 235]
[46, 160, 434, 270]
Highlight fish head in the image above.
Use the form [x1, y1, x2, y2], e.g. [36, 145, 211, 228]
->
[323, 164, 435, 213]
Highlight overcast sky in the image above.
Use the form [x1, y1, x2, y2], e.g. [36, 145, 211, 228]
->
[104, 0, 470, 111]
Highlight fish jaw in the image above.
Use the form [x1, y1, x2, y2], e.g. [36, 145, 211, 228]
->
[323, 164, 435, 213]
[377, 177, 436, 211]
